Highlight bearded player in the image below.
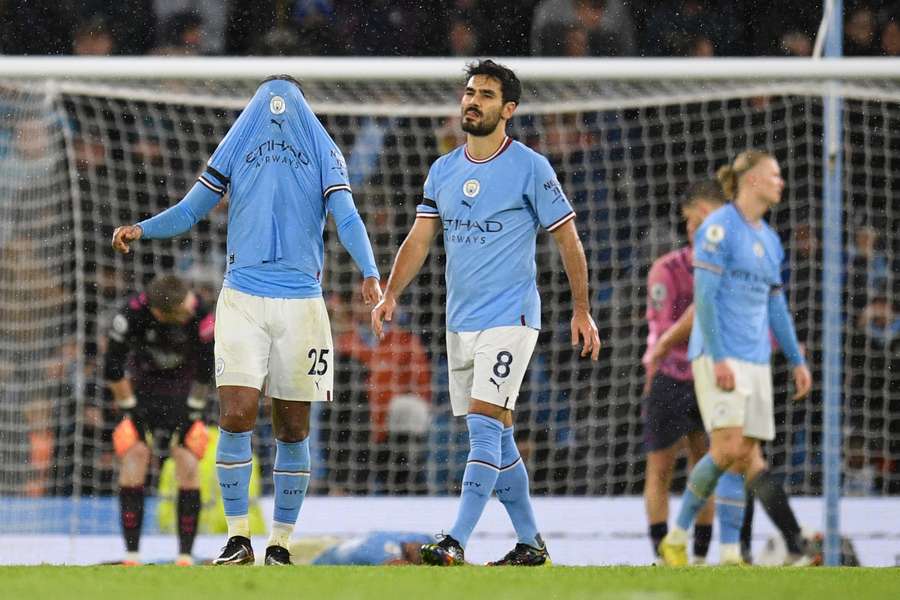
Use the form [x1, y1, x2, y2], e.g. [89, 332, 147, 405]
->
[372, 59, 600, 566]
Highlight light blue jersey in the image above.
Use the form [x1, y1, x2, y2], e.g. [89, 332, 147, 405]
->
[688, 203, 785, 364]
[200, 79, 377, 298]
[416, 137, 575, 332]
[138, 79, 378, 297]
[311, 532, 433, 565]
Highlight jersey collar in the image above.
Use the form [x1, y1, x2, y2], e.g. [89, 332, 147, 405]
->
[464, 136, 512, 164]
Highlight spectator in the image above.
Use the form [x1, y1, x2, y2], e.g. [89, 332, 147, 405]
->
[152, 12, 203, 55]
[532, 0, 637, 56]
[291, 0, 342, 55]
[848, 222, 889, 315]
[879, 7, 900, 56]
[780, 31, 813, 56]
[154, 0, 225, 54]
[845, 5, 879, 56]
[334, 287, 431, 445]
[72, 16, 115, 56]
[448, 13, 479, 56]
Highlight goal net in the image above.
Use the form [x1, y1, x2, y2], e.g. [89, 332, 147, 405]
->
[0, 60, 897, 534]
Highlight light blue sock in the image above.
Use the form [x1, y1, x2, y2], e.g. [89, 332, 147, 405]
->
[448, 414, 504, 548]
[216, 428, 253, 518]
[675, 453, 724, 531]
[495, 426, 540, 547]
[715, 472, 745, 544]
[273, 438, 311, 526]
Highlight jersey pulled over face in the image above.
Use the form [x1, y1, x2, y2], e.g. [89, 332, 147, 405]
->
[688, 203, 785, 364]
[103, 292, 215, 398]
[201, 79, 351, 296]
[416, 138, 575, 332]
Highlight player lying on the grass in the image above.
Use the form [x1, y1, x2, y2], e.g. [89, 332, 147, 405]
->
[104, 274, 214, 566]
[112, 75, 381, 566]
[642, 182, 724, 564]
[659, 151, 813, 566]
[372, 59, 601, 567]
[288, 531, 435, 565]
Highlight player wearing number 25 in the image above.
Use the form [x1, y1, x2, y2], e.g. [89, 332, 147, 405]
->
[112, 75, 381, 566]
[372, 60, 600, 567]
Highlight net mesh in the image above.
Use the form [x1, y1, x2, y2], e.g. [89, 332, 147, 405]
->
[0, 75, 898, 532]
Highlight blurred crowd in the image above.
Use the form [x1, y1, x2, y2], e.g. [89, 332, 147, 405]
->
[0, 0, 897, 58]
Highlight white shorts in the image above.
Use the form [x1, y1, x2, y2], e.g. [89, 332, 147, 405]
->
[446, 326, 539, 417]
[692, 355, 774, 441]
[214, 287, 333, 402]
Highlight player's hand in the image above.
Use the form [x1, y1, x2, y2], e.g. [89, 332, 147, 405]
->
[111, 224, 143, 254]
[642, 339, 670, 395]
[571, 308, 601, 361]
[792, 363, 812, 400]
[361, 276, 383, 307]
[371, 292, 397, 340]
[713, 360, 735, 392]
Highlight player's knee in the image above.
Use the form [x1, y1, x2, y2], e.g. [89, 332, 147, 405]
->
[122, 440, 150, 464]
[275, 429, 309, 443]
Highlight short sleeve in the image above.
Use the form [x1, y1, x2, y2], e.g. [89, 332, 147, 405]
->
[416, 163, 440, 219]
[529, 154, 575, 232]
[692, 216, 731, 274]
[646, 261, 675, 323]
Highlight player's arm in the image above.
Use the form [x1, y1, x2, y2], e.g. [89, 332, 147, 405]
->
[111, 179, 223, 253]
[371, 216, 440, 338]
[768, 288, 811, 399]
[103, 312, 137, 413]
[327, 189, 381, 305]
[551, 219, 601, 361]
[654, 304, 695, 362]
[693, 266, 734, 390]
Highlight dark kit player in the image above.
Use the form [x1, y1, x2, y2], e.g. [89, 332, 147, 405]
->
[104, 274, 214, 566]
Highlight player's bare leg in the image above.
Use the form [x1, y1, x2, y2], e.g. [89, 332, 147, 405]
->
[265, 399, 312, 566]
[645, 442, 678, 562]
[213, 385, 260, 566]
[172, 445, 201, 566]
[660, 426, 748, 566]
[117, 440, 150, 566]
[686, 431, 715, 563]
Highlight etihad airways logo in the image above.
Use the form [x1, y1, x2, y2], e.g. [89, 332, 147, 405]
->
[443, 218, 503, 245]
[245, 139, 311, 169]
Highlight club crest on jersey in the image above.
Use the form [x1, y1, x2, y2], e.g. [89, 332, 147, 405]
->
[705, 224, 725, 244]
[753, 242, 765, 257]
[270, 95, 286, 115]
[215, 357, 226, 377]
[462, 179, 480, 198]
[650, 282, 667, 310]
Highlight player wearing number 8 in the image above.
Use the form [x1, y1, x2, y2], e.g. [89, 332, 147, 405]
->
[372, 60, 600, 566]
[111, 75, 381, 566]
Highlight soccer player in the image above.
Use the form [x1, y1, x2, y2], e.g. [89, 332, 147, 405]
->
[371, 60, 600, 566]
[642, 182, 724, 564]
[299, 531, 435, 565]
[111, 75, 381, 566]
[658, 150, 813, 566]
[104, 274, 214, 566]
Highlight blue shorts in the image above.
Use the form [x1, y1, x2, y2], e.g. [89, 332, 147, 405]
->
[642, 372, 705, 452]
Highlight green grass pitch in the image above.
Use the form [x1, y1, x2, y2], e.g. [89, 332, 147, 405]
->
[4, 566, 898, 600]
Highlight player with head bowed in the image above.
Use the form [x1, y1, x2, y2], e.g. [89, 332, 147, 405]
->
[372, 59, 601, 566]
[658, 151, 813, 566]
[112, 75, 381, 565]
[104, 274, 214, 566]
[641, 181, 725, 565]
